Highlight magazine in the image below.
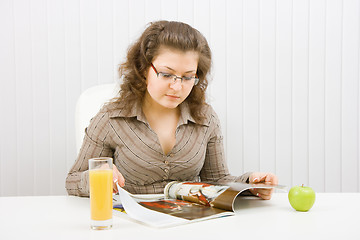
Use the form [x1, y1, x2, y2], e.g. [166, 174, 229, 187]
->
[113, 181, 287, 228]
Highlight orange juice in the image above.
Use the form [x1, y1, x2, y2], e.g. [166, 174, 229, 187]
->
[89, 169, 113, 221]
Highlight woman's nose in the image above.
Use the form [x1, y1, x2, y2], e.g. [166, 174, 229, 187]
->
[170, 78, 182, 90]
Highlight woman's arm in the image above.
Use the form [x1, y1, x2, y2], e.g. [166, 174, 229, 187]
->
[199, 109, 252, 184]
[199, 109, 278, 200]
[65, 110, 114, 197]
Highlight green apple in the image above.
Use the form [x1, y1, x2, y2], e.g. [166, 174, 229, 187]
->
[288, 184, 316, 212]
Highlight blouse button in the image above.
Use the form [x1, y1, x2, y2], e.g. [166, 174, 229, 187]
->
[164, 160, 169, 165]
[169, 153, 174, 157]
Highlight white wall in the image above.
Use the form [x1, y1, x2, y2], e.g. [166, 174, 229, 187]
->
[0, 0, 359, 196]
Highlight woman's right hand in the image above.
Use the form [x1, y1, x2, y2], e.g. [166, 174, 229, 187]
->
[112, 164, 125, 193]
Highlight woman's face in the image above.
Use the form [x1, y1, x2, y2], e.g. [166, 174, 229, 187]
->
[144, 46, 199, 111]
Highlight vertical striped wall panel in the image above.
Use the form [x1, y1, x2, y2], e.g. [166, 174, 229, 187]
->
[0, 0, 358, 196]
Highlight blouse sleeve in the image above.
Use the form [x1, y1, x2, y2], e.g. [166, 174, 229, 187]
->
[65, 109, 114, 197]
[199, 108, 251, 184]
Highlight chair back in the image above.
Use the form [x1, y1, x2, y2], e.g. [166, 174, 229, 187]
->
[75, 83, 119, 152]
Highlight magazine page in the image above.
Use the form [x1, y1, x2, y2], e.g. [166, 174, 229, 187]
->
[115, 187, 189, 228]
[164, 181, 287, 211]
[164, 182, 233, 210]
[215, 182, 287, 211]
[138, 199, 232, 221]
[113, 181, 286, 227]
[113, 183, 233, 228]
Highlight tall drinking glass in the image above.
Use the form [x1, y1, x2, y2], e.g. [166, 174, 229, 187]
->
[89, 157, 113, 230]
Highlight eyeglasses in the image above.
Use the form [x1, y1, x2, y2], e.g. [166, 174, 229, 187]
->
[150, 63, 199, 86]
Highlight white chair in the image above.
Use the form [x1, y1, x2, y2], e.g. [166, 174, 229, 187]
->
[75, 83, 119, 153]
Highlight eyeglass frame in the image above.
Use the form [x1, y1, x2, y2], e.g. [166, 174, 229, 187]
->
[150, 63, 200, 86]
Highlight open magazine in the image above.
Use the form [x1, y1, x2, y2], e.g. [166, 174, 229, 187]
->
[113, 181, 287, 228]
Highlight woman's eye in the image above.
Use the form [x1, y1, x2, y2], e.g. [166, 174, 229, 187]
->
[160, 73, 173, 79]
[183, 76, 194, 81]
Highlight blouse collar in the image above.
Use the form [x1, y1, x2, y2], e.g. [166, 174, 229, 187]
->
[108, 101, 210, 127]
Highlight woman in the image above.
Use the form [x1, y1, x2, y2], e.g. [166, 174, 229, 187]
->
[66, 20, 278, 200]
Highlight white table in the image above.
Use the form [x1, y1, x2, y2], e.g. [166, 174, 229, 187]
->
[0, 193, 359, 240]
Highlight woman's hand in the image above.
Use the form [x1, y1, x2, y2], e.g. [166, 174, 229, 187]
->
[112, 164, 125, 194]
[249, 172, 278, 200]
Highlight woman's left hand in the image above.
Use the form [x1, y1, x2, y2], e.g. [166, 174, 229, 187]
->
[249, 172, 278, 200]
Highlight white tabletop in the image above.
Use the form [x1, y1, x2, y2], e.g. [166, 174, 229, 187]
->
[0, 193, 359, 240]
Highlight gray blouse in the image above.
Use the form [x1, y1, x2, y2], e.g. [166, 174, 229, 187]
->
[66, 101, 250, 196]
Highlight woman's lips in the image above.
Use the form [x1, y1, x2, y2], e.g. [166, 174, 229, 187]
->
[166, 94, 180, 99]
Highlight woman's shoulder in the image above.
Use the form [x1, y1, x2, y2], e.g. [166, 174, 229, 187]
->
[199, 104, 220, 126]
[86, 101, 122, 127]
[99, 100, 118, 111]
[86, 101, 123, 132]
[202, 103, 217, 114]
[98, 100, 125, 115]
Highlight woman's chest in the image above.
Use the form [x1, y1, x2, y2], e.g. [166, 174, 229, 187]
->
[109, 118, 209, 156]
[108, 118, 211, 183]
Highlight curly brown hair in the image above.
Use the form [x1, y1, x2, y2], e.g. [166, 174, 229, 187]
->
[112, 20, 212, 122]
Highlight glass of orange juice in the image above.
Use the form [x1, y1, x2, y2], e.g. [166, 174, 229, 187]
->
[89, 157, 113, 230]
